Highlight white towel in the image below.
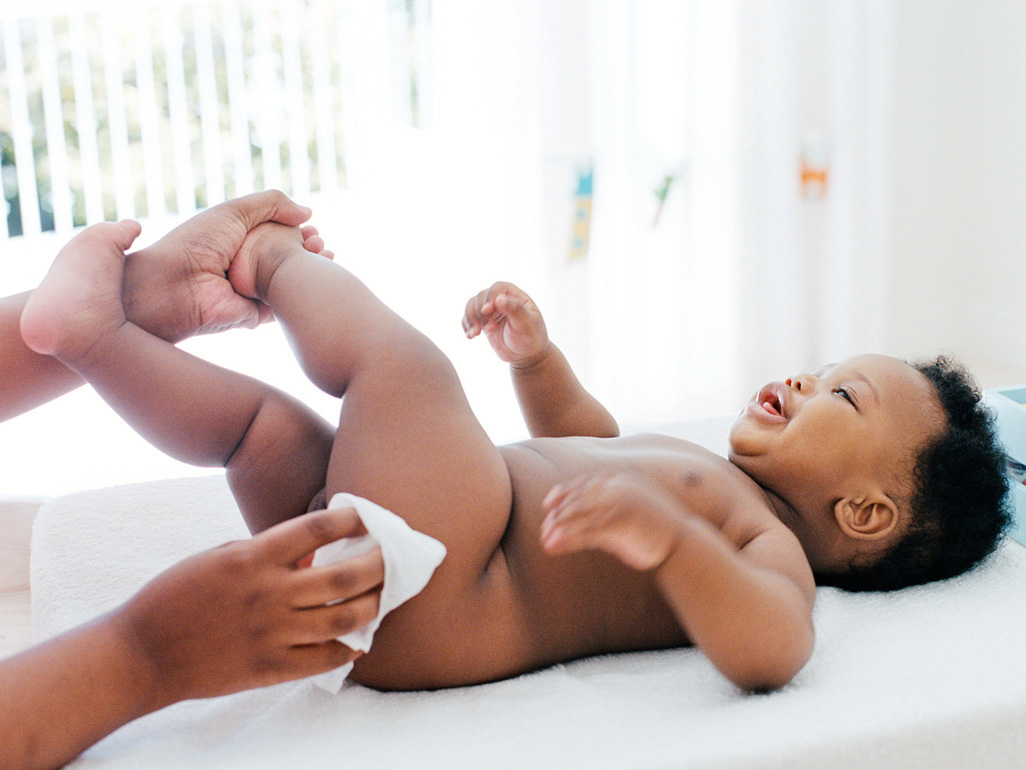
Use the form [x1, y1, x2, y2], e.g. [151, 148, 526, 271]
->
[29, 418, 1026, 769]
[309, 492, 447, 693]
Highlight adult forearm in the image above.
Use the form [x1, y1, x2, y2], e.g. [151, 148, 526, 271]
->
[0, 613, 164, 770]
[0, 292, 82, 422]
[655, 520, 814, 691]
[511, 344, 618, 438]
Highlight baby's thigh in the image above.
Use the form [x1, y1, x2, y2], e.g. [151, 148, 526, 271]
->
[325, 335, 513, 593]
[327, 340, 525, 687]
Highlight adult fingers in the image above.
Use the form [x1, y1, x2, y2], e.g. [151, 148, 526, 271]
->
[290, 591, 381, 645]
[227, 190, 313, 231]
[288, 547, 385, 608]
[255, 507, 368, 565]
[280, 641, 362, 681]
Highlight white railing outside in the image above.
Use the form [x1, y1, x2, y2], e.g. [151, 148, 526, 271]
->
[0, 0, 353, 241]
[0, 0, 430, 239]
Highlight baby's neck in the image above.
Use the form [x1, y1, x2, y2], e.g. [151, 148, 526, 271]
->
[761, 487, 806, 539]
[758, 486, 831, 573]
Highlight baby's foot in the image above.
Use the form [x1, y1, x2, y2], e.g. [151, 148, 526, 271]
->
[228, 223, 333, 302]
[21, 220, 142, 365]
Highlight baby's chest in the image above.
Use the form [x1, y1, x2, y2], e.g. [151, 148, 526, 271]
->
[619, 448, 775, 544]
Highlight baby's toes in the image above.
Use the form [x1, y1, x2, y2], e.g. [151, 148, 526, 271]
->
[303, 234, 326, 254]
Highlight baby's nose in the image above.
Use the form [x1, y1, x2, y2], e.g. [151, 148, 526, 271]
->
[786, 374, 813, 392]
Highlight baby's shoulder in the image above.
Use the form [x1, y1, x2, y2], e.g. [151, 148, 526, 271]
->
[612, 433, 814, 595]
[626, 434, 775, 523]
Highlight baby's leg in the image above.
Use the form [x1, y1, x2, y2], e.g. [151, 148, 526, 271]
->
[20, 222, 334, 532]
[237, 226, 524, 687]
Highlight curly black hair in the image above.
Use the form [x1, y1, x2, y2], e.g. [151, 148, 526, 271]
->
[821, 355, 1012, 592]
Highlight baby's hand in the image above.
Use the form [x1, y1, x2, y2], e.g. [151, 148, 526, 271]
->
[462, 282, 550, 368]
[540, 473, 683, 571]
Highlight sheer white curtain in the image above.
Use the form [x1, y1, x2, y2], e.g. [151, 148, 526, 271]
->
[576, 0, 892, 425]
[734, 0, 892, 390]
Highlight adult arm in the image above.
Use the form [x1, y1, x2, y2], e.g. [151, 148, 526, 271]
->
[0, 292, 79, 421]
[0, 191, 315, 422]
[0, 507, 382, 770]
[463, 282, 618, 438]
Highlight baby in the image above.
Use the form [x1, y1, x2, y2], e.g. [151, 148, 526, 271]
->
[20, 219, 1010, 692]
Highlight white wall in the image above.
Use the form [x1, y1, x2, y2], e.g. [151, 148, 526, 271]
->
[885, 0, 1026, 387]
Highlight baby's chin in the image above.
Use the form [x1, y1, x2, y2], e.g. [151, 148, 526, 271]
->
[725, 418, 766, 476]
[726, 413, 749, 453]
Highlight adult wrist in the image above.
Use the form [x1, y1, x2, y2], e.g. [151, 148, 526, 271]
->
[106, 603, 182, 714]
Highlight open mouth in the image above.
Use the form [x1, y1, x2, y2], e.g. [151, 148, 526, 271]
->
[755, 384, 786, 419]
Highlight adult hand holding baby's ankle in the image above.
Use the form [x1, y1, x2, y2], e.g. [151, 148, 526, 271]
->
[121, 191, 316, 344]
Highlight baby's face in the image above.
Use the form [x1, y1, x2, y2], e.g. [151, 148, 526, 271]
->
[728, 354, 945, 566]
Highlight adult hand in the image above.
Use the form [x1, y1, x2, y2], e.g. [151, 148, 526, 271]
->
[122, 191, 321, 344]
[0, 506, 381, 770]
[118, 506, 383, 707]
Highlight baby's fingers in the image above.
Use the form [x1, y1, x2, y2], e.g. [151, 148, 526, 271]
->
[541, 510, 609, 556]
[542, 483, 574, 511]
[541, 497, 606, 548]
[462, 289, 490, 337]
[463, 287, 507, 337]
[492, 292, 524, 319]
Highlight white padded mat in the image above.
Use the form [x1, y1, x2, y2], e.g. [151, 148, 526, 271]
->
[31, 416, 1026, 769]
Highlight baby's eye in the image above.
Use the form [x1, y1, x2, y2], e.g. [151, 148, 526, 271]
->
[835, 387, 855, 405]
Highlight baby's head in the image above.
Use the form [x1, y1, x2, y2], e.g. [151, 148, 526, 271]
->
[728, 354, 1010, 591]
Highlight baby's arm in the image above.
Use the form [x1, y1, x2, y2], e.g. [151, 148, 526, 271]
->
[463, 282, 618, 438]
[541, 473, 815, 690]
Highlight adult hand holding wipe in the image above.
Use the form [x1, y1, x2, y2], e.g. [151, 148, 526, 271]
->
[310, 493, 447, 693]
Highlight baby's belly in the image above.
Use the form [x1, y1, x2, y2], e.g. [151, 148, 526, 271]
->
[493, 443, 690, 665]
[348, 440, 689, 690]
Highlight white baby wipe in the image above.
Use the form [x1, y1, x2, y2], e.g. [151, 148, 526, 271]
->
[309, 492, 447, 694]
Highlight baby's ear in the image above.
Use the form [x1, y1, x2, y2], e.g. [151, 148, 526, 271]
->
[833, 494, 899, 541]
